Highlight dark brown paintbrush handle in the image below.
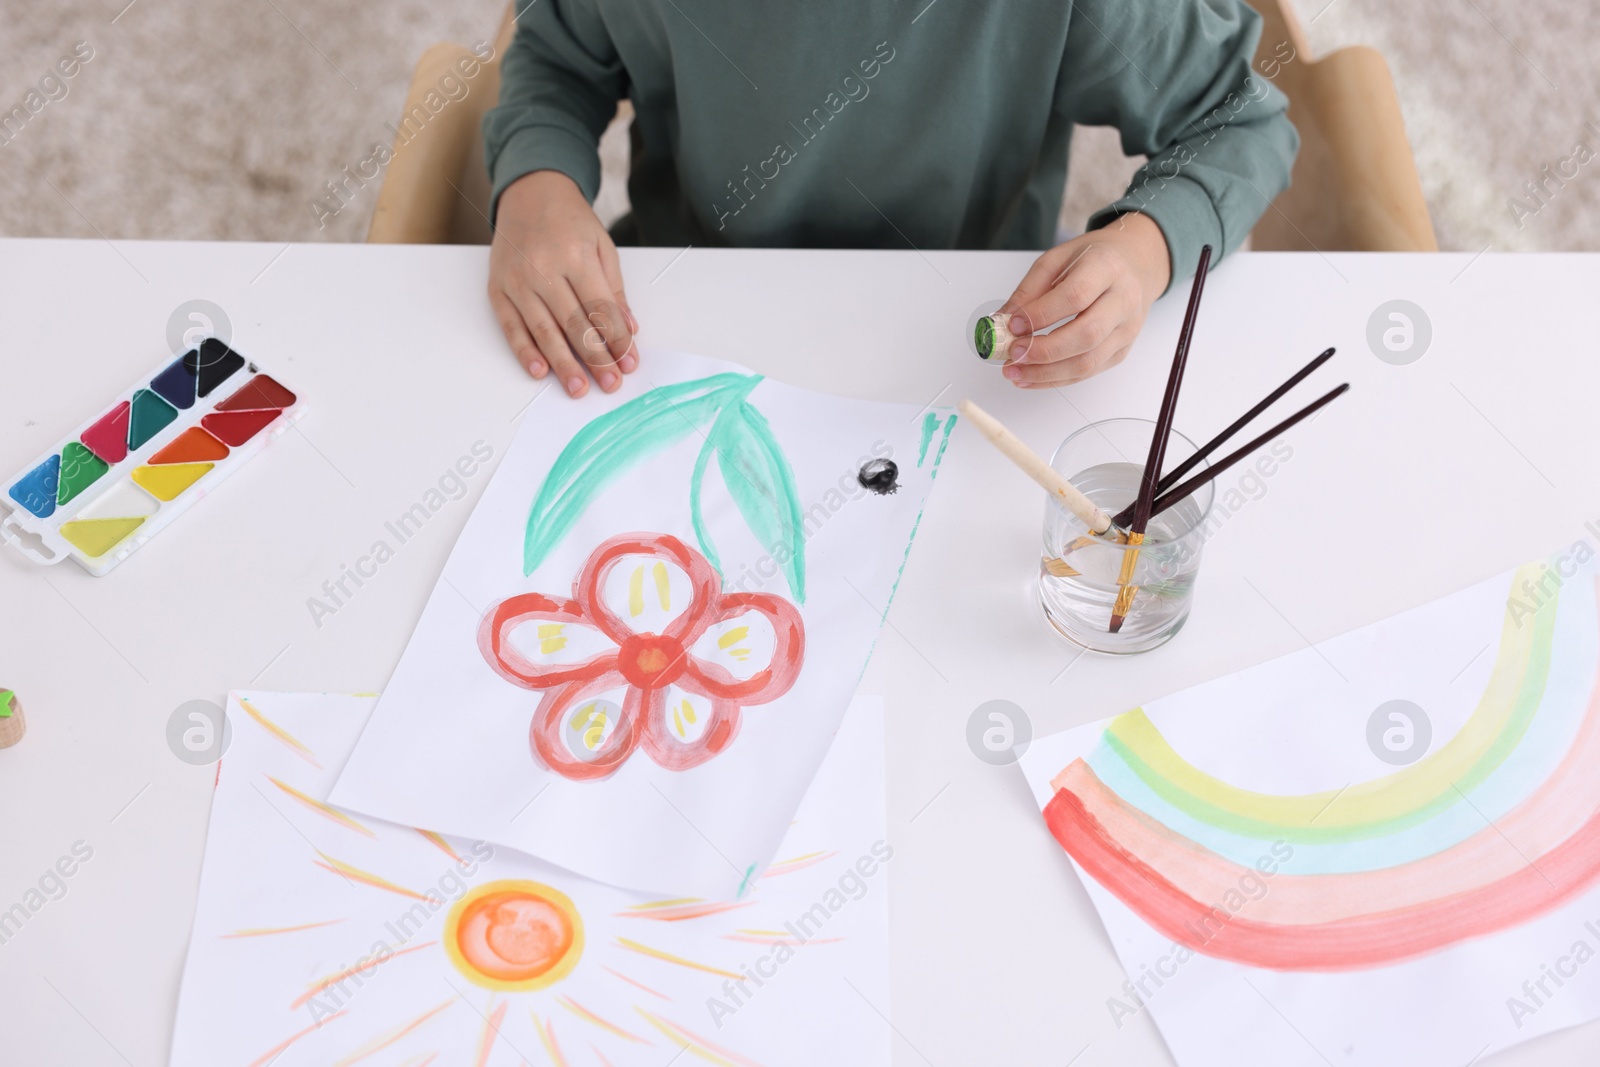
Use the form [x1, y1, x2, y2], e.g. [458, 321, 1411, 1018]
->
[1146, 383, 1351, 523]
[1112, 346, 1336, 529]
[1128, 245, 1212, 538]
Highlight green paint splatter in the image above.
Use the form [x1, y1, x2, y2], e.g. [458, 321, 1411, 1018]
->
[736, 862, 757, 898]
[851, 412, 960, 691]
[0, 690, 12, 718]
[928, 413, 957, 480]
[917, 411, 941, 467]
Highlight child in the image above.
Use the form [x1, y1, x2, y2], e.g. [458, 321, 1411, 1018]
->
[483, 0, 1297, 397]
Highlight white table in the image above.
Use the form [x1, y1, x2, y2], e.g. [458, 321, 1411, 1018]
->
[1, 239, 1597, 1066]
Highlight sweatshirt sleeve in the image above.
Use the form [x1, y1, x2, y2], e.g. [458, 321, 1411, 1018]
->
[483, 0, 627, 224]
[1060, 0, 1299, 291]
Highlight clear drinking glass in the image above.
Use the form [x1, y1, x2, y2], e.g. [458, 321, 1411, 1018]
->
[1039, 418, 1215, 654]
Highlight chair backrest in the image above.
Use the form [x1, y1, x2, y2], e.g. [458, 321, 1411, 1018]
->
[1246, 0, 1437, 251]
[367, 8, 516, 244]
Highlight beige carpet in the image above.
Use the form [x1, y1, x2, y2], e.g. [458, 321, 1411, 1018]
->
[1, 0, 1596, 250]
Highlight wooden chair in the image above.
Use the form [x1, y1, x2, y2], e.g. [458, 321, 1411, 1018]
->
[366, 6, 518, 244]
[1245, 0, 1437, 251]
[368, 1, 1437, 252]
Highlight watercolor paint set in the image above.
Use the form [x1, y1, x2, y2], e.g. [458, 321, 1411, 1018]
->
[1, 339, 302, 575]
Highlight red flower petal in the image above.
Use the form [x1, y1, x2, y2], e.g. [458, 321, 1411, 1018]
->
[576, 533, 719, 645]
[529, 669, 642, 781]
[479, 592, 616, 689]
[637, 686, 742, 772]
[684, 592, 805, 705]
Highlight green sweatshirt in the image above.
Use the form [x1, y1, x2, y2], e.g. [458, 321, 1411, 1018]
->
[484, 0, 1298, 289]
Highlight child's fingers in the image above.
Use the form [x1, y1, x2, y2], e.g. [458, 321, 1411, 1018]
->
[535, 279, 617, 394]
[511, 287, 589, 398]
[542, 276, 625, 393]
[1000, 244, 1073, 324]
[489, 290, 548, 379]
[596, 239, 638, 351]
[1010, 250, 1114, 357]
[571, 269, 635, 380]
[1004, 325, 1134, 387]
[1013, 292, 1122, 366]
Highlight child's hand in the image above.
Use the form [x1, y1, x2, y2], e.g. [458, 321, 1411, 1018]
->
[489, 170, 638, 397]
[997, 212, 1172, 388]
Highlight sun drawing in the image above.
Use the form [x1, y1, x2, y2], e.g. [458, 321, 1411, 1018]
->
[444, 880, 584, 992]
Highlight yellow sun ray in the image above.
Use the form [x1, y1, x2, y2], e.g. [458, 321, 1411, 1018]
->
[313, 852, 431, 901]
[222, 917, 346, 939]
[246, 1011, 347, 1067]
[558, 995, 652, 1045]
[291, 942, 438, 1009]
[473, 999, 507, 1067]
[626, 897, 703, 911]
[531, 1012, 571, 1067]
[617, 937, 742, 979]
[616, 900, 752, 922]
[238, 696, 321, 767]
[636, 1009, 766, 1067]
[602, 965, 672, 1001]
[723, 930, 841, 945]
[267, 775, 374, 836]
[416, 829, 463, 863]
[761, 850, 836, 877]
[329, 996, 455, 1066]
[717, 626, 749, 649]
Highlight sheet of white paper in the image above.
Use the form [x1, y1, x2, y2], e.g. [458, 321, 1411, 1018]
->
[1019, 550, 1600, 1066]
[171, 691, 892, 1067]
[329, 349, 950, 898]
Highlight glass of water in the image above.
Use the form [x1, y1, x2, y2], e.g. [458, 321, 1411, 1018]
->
[1039, 418, 1215, 654]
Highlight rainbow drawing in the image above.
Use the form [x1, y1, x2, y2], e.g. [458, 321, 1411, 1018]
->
[1030, 556, 1600, 973]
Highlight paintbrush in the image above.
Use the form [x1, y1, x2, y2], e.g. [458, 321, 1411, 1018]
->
[1110, 245, 1212, 633]
[959, 400, 1117, 536]
[1142, 382, 1350, 519]
[1045, 346, 1338, 575]
[1109, 346, 1334, 528]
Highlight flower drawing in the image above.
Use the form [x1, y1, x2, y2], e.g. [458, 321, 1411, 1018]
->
[480, 533, 805, 781]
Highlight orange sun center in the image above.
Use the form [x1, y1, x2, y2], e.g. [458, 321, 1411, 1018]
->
[444, 880, 584, 991]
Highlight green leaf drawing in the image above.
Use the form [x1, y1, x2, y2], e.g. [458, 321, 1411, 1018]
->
[689, 398, 807, 603]
[523, 373, 759, 575]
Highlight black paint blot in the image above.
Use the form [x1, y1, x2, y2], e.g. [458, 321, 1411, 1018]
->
[857, 459, 899, 495]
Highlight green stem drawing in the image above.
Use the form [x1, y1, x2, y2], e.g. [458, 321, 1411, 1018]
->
[525, 373, 808, 603]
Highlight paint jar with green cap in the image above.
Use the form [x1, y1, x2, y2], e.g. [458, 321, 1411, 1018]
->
[974, 313, 1019, 363]
[0, 690, 24, 748]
